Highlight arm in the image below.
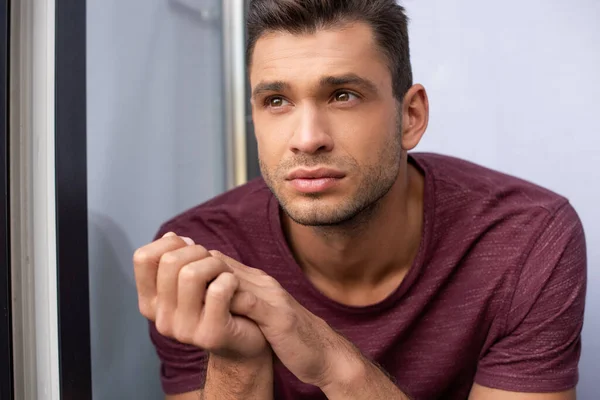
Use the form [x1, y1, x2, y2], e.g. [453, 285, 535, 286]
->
[312, 340, 579, 400]
[133, 233, 275, 400]
[212, 251, 414, 400]
[321, 358, 578, 400]
[201, 354, 274, 400]
[468, 385, 575, 400]
[211, 199, 586, 400]
[166, 393, 200, 400]
[470, 204, 586, 399]
[165, 354, 274, 400]
[318, 338, 412, 400]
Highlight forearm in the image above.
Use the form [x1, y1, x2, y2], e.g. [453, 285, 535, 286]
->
[202, 353, 274, 400]
[321, 340, 411, 400]
[322, 359, 410, 400]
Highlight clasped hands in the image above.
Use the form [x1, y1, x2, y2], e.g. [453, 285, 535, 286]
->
[133, 232, 360, 390]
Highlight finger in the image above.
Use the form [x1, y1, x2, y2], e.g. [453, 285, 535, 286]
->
[133, 233, 193, 319]
[230, 290, 259, 317]
[209, 250, 268, 279]
[155, 244, 212, 325]
[176, 257, 233, 329]
[230, 278, 273, 326]
[202, 272, 240, 332]
[164, 231, 195, 246]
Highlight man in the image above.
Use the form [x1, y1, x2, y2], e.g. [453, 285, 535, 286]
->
[133, 1, 587, 399]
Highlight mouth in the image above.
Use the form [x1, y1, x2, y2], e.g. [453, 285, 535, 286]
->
[285, 168, 346, 194]
[286, 168, 346, 180]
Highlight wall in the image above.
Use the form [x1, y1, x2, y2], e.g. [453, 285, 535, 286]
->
[86, 0, 225, 398]
[403, 0, 599, 398]
[86, 0, 598, 398]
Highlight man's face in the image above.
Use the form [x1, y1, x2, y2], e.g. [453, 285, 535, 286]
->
[249, 22, 403, 226]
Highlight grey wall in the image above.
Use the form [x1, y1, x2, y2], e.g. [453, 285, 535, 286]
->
[86, 0, 225, 398]
[404, 0, 600, 397]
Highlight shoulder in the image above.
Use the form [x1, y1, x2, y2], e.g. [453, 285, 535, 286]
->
[412, 152, 569, 216]
[412, 152, 584, 294]
[154, 178, 273, 254]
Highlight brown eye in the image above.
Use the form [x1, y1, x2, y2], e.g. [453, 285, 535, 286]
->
[333, 91, 357, 102]
[267, 97, 289, 108]
[335, 92, 349, 102]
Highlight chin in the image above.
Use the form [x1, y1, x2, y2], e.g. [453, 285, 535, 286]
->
[281, 197, 360, 227]
[285, 211, 347, 227]
[270, 181, 370, 226]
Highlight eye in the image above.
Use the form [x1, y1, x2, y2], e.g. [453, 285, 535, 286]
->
[332, 91, 358, 102]
[265, 96, 290, 108]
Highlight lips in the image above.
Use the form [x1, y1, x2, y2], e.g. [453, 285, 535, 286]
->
[285, 168, 346, 194]
[286, 168, 346, 180]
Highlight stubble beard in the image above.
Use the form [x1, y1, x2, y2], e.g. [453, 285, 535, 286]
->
[260, 122, 403, 233]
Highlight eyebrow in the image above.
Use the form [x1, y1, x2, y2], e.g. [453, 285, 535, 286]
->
[251, 74, 379, 99]
[319, 74, 379, 95]
[251, 81, 290, 99]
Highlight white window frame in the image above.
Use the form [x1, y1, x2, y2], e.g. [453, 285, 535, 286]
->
[10, 0, 60, 399]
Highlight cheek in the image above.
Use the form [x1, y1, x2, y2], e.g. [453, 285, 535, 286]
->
[255, 128, 288, 170]
[254, 109, 300, 160]
[333, 113, 397, 164]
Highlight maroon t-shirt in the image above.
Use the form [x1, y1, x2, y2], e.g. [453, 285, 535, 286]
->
[149, 153, 586, 399]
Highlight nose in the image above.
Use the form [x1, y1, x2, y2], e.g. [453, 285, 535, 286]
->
[288, 104, 334, 155]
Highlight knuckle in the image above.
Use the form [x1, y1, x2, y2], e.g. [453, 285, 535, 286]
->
[206, 283, 228, 299]
[159, 252, 180, 268]
[205, 256, 227, 269]
[208, 250, 223, 258]
[178, 259, 230, 287]
[172, 321, 195, 345]
[194, 329, 220, 351]
[154, 315, 173, 338]
[280, 291, 293, 305]
[177, 332, 195, 346]
[203, 258, 231, 276]
[242, 291, 258, 307]
[137, 300, 154, 320]
[234, 291, 257, 313]
[192, 244, 210, 258]
[221, 272, 237, 284]
[132, 248, 150, 265]
[178, 265, 200, 283]
[207, 274, 236, 299]
[261, 274, 280, 287]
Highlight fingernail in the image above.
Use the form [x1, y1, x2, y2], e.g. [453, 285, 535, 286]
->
[181, 236, 195, 246]
[162, 232, 177, 238]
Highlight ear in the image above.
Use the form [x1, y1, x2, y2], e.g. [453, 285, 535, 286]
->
[400, 84, 429, 151]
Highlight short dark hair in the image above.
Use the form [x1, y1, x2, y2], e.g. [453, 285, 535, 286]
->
[246, 0, 413, 101]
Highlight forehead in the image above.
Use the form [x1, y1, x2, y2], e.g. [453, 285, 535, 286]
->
[249, 22, 391, 89]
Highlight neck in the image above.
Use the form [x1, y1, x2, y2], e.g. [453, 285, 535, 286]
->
[281, 159, 425, 292]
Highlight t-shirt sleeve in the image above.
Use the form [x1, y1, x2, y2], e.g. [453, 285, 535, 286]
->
[475, 202, 587, 393]
[146, 219, 242, 395]
[149, 320, 208, 395]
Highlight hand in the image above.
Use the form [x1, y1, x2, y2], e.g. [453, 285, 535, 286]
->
[133, 232, 270, 360]
[212, 251, 353, 388]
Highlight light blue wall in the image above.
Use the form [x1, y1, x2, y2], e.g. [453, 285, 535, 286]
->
[86, 0, 599, 398]
[404, 0, 600, 397]
[86, 0, 225, 398]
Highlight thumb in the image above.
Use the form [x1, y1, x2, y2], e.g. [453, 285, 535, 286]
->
[230, 289, 270, 326]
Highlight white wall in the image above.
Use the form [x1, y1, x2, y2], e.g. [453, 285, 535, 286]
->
[86, 0, 225, 398]
[403, 0, 599, 398]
